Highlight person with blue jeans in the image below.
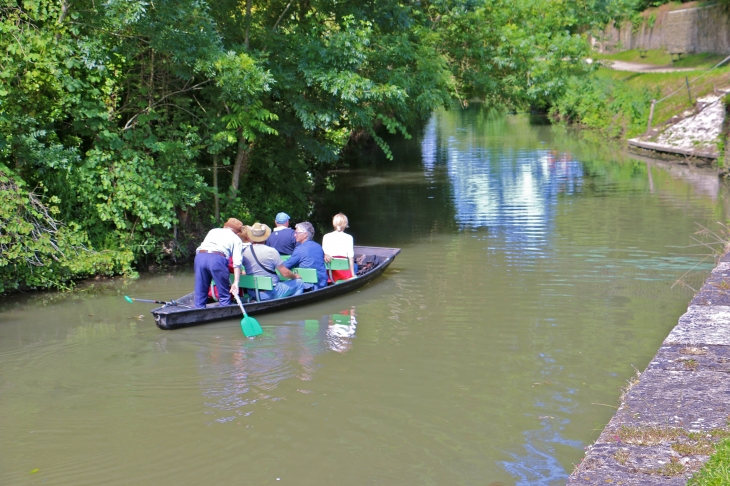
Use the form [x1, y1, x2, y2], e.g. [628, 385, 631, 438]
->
[242, 222, 304, 301]
[193, 218, 244, 308]
[284, 222, 328, 291]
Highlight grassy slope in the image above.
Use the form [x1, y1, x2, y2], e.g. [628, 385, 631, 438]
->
[595, 50, 728, 69]
[596, 65, 730, 128]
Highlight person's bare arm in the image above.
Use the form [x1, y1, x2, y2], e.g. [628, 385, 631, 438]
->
[230, 267, 241, 295]
[277, 264, 301, 279]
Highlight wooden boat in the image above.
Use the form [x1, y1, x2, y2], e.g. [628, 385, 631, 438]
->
[151, 246, 401, 330]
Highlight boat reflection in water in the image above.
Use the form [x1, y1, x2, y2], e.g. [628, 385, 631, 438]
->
[197, 309, 357, 424]
[323, 309, 357, 353]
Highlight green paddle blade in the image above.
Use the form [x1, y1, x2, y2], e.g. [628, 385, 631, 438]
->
[124, 296, 134, 303]
[241, 315, 262, 337]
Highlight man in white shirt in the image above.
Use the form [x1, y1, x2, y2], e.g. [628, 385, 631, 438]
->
[193, 218, 244, 308]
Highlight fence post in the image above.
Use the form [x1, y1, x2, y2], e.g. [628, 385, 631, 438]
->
[647, 99, 656, 133]
[685, 76, 692, 105]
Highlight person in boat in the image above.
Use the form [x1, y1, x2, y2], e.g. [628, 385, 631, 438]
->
[265, 212, 297, 256]
[240, 226, 252, 247]
[322, 213, 357, 282]
[207, 226, 251, 302]
[283, 222, 328, 291]
[194, 218, 244, 308]
[242, 222, 304, 301]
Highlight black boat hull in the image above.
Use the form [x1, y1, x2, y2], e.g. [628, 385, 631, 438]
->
[151, 246, 401, 329]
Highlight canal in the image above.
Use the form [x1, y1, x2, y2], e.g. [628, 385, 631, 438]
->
[1, 106, 727, 485]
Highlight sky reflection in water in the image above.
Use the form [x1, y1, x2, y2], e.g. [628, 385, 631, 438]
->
[422, 114, 584, 253]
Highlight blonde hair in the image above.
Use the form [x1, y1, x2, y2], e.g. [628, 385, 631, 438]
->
[332, 213, 348, 232]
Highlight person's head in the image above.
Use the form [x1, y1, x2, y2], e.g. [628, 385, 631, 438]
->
[275, 212, 290, 227]
[223, 217, 244, 234]
[294, 222, 314, 243]
[238, 226, 251, 243]
[247, 222, 272, 243]
[332, 213, 348, 232]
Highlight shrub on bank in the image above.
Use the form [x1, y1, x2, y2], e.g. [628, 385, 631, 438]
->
[0, 170, 134, 292]
[550, 73, 656, 138]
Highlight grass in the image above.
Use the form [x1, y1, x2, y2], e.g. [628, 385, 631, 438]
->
[595, 50, 728, 70]
[674, 439, 716, 456]
[681, 347, 708, 355]
[615, 425, 684, 446]
[610, 426, 730, 478]
[651, 456, 686, 476]
[688, 438, 730, 485]
[614, 448, 630, 465]
[596, 66, 730, 127]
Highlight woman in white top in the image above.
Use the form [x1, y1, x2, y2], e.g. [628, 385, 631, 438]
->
[322, 213, 356, 282]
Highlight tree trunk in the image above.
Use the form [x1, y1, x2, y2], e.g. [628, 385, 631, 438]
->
[230, 133, 252, 200]
[55, 0, 71, 41]
[245, 0, 251, 49]
[213, 154, 220, 223]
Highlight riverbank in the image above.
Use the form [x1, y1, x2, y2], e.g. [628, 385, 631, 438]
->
[568, 250, 730, 484]
[552, 51, 730, 173]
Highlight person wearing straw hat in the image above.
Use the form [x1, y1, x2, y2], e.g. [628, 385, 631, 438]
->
[194, 218, 244, 308]
[265, 212, 297, 255]
[242, 222, 304, 301]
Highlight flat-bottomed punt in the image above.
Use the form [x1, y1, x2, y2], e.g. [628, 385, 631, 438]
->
[152, 246, 401, 329]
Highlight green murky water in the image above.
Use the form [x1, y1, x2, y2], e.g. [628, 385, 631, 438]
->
[2, 107, 728, 485]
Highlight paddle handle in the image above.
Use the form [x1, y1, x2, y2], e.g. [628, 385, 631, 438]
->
[233, 293, 247, 316]
[124, 296, 186, 307]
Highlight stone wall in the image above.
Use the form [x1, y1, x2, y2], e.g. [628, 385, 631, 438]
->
[594, 4, 730, 54]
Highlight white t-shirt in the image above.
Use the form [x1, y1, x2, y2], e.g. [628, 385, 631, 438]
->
[322, 231, 354, 258]
[196, 227, 243, 268]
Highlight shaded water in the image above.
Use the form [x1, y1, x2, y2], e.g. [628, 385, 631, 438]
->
[2, 107, 728, 485]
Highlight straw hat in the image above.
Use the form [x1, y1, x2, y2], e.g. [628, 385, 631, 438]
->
[247, 222, 272, 243]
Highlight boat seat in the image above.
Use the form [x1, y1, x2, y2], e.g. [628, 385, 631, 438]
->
[281, 255, 291, 261]
[293, 268, 318, 284]
[326, 257, 350, 283]
[240, 275, 274, 302]
[330, 313, 351, 325]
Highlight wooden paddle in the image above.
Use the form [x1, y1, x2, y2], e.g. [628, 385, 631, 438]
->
[233, 293, 262, 337]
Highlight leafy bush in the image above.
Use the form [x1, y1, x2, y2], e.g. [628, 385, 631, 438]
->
[550, 74, 657, 138]
[0, 168, 133, 292]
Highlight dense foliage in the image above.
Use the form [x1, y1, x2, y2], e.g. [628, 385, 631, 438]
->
[1, 0, 621, 290]
[550, 72, 656, 138]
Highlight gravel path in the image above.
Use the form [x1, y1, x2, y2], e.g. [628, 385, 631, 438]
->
[591, 59, 697, 73]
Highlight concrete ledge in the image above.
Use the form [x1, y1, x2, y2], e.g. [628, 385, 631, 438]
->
[568, 255, 730, 484]
[628, 139, 719, 161]
[666, 306, 730, 345]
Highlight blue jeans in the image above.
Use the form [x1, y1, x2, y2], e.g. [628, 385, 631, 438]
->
[194, 252, 231, 308]
[251, 279, 304, 301]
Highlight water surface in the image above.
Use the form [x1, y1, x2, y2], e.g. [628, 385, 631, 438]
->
[2, 107, 727, 485]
